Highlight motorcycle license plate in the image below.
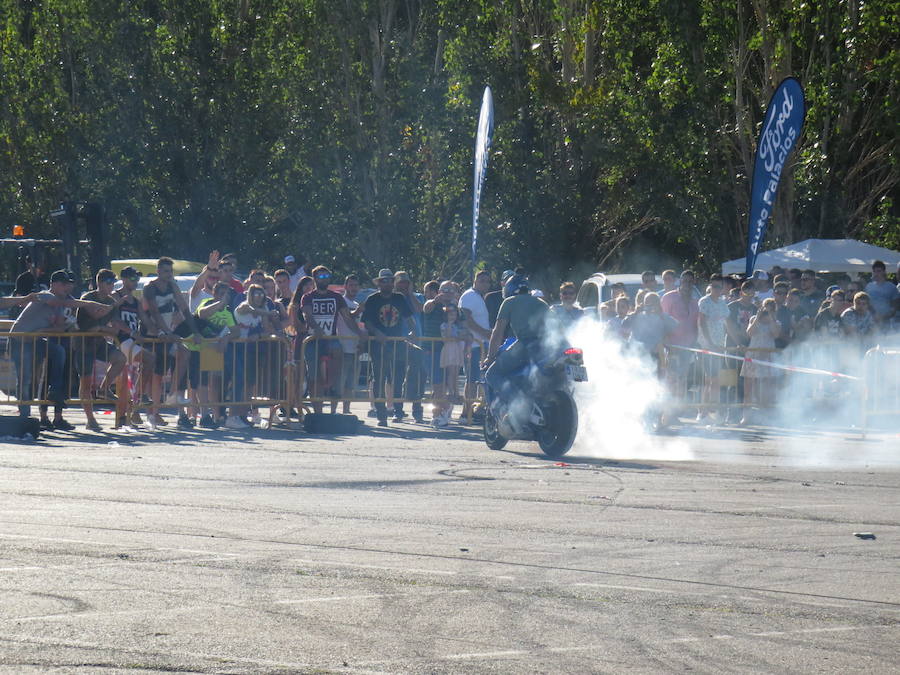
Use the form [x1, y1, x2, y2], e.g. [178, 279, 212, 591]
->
[566, 364, 588, 381]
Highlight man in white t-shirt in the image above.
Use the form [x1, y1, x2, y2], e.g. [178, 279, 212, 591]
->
[284, 255, 307, 292]
[459, 270, 492, 419]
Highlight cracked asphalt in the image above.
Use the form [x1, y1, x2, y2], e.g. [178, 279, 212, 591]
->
[0, 408, 897, 673]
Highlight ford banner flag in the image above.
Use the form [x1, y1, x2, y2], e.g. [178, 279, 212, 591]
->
[746, 77, 806, 277]
[472, 86, 494, 272]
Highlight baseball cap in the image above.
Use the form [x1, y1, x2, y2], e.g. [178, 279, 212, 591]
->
[826, 285, 841, 297]
[284, 255, 296, 263]
[97, 269, 117, 283]
[500, 269, 515, 283]
[375, 268, 393, 281]
[120, 266, 141, 279]
[50, 269, 75, 284]
[530, 289, 544, 298]
[752, 270, 769, 281]
[394, 270, 410, 282]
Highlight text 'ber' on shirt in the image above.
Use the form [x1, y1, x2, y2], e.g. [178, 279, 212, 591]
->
[362, 292, 412, 338]
[301, 289, 347, 336]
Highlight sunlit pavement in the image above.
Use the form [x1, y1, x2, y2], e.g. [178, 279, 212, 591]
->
[0, 404, 897, 673]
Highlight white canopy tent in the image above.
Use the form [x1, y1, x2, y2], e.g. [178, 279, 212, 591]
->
[722, 238, 900, 275]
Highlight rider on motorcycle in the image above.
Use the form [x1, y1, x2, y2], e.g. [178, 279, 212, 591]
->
[481, 273, 549, 402]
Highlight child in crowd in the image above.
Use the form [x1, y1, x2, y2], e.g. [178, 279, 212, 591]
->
[433, 305, 470, 427]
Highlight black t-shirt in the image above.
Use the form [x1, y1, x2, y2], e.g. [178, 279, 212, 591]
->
[774, 305, 793, 348]
[117, 294, 141, 341]
[362, 292, 412, 337]
[726, 300, 756, 347]
[484, 290, 504, 327]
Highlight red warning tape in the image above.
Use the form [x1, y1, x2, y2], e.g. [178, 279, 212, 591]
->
[668, 345, 860, 381]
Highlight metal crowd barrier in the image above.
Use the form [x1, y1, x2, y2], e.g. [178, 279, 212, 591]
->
[1, 330, 482, 427]
[863, 347, 900, 435]
[662, 340, 862, 422]
[299, 334, 479, 419]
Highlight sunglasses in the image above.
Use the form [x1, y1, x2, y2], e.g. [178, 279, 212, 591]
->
[315, 273, 331, 280]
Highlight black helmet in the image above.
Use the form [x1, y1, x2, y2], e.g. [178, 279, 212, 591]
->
[503, 273, 530, 298]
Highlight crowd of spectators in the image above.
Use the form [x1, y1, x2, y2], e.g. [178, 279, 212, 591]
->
[3, 252, 899, 433]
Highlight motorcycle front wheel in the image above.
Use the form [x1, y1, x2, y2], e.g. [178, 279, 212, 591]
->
[483, 409, 508, 450]
[536, 390, 578, 458]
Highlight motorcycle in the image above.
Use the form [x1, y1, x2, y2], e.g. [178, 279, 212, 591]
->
[482, 340, 588, 458]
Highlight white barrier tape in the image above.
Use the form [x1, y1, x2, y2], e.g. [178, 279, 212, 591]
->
[668, 345, 860, 381]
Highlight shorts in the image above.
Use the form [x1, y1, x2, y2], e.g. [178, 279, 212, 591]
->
[119, 338, 143, 362]
[149, 339, 177, 376]
[73, 337, 117, 377]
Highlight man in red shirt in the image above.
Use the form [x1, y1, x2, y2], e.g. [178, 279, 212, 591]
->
[661, 269, 700, 403]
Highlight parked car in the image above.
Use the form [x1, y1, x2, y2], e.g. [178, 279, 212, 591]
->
[576, 273, 644, 310]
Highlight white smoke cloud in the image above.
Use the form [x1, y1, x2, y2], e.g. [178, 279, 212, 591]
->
[564, 318, 695, 461]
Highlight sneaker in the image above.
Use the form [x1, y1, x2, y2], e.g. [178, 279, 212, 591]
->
[393, 409, 407, 421]
[225, 415, 251, 429]
[130, 411, 144, 427]
[177, 414, 194, 430]
[367, 409, 378, 418]
[276, 407, 288, 423]
[39, 419, 54, 431]
[377, 419, 388, 427]
[52, 419, 75, 431]
[85, 419, 103, 432]
[198, 414, 215, 428]
[251, 410, 262, 426]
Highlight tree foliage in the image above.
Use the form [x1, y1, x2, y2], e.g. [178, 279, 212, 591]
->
[1, 0, 896, 283]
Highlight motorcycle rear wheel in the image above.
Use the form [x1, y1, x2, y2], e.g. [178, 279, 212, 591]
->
[537, 390, 578, 458]
[483, 409, 508, 450]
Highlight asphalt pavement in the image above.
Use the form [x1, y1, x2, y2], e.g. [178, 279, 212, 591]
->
[0, 406, 897, 674]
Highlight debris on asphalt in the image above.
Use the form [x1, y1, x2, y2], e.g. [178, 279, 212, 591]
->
[801, 481, 812, 486]
[835, 481, 846, 485]
[459, 548, 469, 552]
[853, 532, 876, 540]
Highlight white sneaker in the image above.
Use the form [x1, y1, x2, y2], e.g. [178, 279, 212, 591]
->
[225, 415, 251, 429]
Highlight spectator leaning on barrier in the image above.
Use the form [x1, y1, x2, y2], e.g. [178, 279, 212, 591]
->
[865, 260, 899, 324]
[363, 268, 416, 427]
[74, 268, 128, 432]
[9, 270, 105, 422]
[697, 274, 729, 419]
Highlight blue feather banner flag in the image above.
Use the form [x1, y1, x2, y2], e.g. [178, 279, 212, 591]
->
[472, 86, 494, 273]
[746, 77, 806, 277]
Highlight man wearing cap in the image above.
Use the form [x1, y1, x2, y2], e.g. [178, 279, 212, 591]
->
[74, 269, 129, 431]
[362, 269, 416, 426]
[9, 270, 109, 422]
[752, 270, 774, 303]
[285, 255, 306, 293]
